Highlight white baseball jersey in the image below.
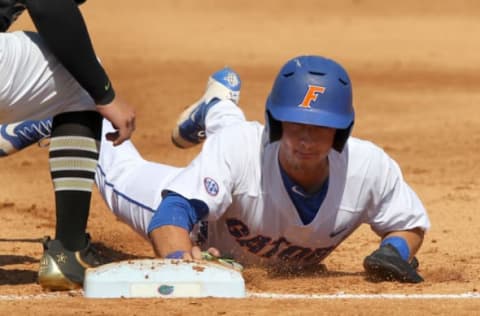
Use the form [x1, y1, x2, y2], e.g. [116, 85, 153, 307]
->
[0, 31, 96, 123]
[96, 100, 430, 267]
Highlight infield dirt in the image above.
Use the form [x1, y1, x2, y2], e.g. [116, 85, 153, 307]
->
[1, 1, 480, 314]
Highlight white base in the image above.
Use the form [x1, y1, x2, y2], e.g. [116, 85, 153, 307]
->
[83, 259, 245, 298]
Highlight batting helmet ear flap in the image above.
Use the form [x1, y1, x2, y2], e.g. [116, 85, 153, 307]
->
[266, 110, 282, 143]
[333, 122, 354, 152]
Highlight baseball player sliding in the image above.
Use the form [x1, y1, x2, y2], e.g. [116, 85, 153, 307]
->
[1, 55, 430, 283]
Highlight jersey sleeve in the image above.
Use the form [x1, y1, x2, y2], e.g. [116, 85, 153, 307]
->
[164, 123, 258, 221]
[25, 0, 115, 105]
[365, 146, 431, 236]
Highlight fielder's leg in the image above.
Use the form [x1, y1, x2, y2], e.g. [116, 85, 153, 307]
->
[0, 31, 103, 290]
[38, 111, 103, 290]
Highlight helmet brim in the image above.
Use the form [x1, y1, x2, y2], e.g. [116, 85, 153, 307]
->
[267, 98, 354, 130]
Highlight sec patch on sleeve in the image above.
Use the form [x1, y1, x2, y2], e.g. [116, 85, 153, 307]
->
[204, 177, 219, 196]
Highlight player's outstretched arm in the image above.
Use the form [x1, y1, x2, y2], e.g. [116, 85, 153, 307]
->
[148, 192, 206, 259]
[149, 225, 196, 259]
[149, 225, 243, 271]
[147, 192, 242, 271]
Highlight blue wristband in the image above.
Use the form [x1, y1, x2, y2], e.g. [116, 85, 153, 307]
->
[165, 250, 186, 259]
[381, 236, 410, 261]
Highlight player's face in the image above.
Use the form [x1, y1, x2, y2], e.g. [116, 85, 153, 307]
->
[279, 122, 335, 176]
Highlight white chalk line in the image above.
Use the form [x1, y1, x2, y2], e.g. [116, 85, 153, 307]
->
[0, 291, 479, 300]
[0, 291, 81, 300]
[247, 292, 480, 299]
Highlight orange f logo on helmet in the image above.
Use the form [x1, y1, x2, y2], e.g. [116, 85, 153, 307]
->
[299, 85, 326, 108]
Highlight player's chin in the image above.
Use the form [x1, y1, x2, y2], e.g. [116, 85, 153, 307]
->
[293, 149, 328, 160]
[295, 154, 316, 161]
[293, 153, 324, 166]
[291, 160, 320, 173]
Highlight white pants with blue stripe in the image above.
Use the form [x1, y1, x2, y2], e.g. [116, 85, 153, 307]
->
[95, 99, 245, 240]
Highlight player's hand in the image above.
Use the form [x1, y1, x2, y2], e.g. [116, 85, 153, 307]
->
[96, 96, 136, 146]
[200, 249, 244, 272]
[174, 246, 243, 271]
[363, 244, 423, 283]
[181, 246, 220, 260]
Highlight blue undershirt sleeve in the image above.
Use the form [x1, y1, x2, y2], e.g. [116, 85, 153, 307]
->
[147, 192, 209, 234]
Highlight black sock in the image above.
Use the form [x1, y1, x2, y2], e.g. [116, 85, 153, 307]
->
[49, 111, 102, 251]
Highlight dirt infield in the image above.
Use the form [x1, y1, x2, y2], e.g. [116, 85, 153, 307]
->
[2, 0, 480, 314]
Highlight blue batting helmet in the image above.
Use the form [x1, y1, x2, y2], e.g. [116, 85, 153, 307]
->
[265, 55, 354, 152]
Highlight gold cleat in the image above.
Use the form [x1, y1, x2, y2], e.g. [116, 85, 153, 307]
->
[38, 235, 101, 291]
[38, 251, 82, 290]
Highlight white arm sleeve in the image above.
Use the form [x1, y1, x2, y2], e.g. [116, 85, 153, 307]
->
[164, 122, 260, 221]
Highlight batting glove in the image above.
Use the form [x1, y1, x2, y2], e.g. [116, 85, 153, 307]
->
[363, 244, 424, 283]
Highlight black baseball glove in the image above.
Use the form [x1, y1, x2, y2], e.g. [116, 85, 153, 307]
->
[363, 244, 423, 283]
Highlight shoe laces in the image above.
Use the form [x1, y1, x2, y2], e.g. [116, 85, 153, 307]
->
[16, 120, 52, 142]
